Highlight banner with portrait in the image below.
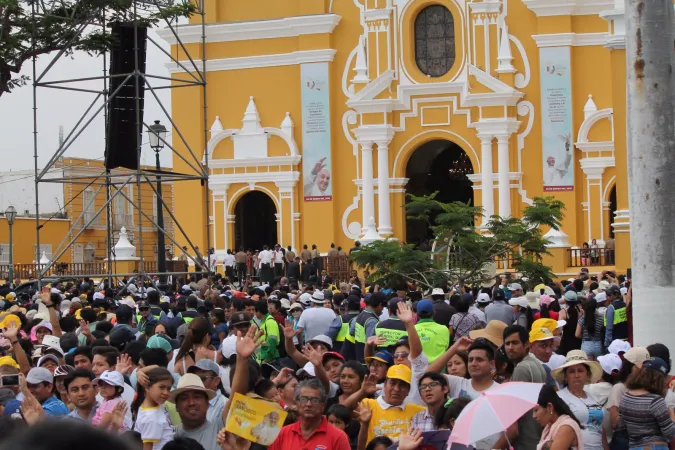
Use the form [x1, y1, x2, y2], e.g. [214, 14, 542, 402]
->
[301, 62, 332, 201]
[225, 393, 287, 446]
[539, 46, 574, 191]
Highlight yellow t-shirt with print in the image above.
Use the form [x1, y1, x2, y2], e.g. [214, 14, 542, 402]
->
[361, 398, 425, 443]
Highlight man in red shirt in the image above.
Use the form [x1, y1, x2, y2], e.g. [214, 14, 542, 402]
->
[268, 379, 350, 450]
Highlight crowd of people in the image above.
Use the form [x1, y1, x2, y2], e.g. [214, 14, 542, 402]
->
[0, 264, 671, 450]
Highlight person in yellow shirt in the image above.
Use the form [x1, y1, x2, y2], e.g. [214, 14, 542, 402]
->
[354, 365, 425, 444]
[414, 300, 450, 363]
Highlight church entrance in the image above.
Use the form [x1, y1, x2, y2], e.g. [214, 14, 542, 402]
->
[405, 140, 474, 246]
[234, 191, 277, 251]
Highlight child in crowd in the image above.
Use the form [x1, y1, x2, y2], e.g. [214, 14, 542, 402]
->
[92, 370, 130, 431]
[132, 368, 176, 450]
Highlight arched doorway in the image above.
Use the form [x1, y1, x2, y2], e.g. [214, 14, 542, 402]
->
[405, 140, 474, 245]
[234, 191, 277, 251]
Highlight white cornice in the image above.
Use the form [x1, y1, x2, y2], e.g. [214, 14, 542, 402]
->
[156, 14, 341, 45]
[471, 118, 521, 136]
[575, 141, 615, 152]
[363, 8, 392, 22]
[209, 171, 300, 188]
[166, 49, 336, 73]
[523, 0, 613, 16]
[469, 1, 502, 14]
[208, 155, 301, 169]
[352, 126, 396, 144]
[531, 33, 609, 47]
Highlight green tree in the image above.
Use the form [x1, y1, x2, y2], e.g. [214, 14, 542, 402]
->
[0, 0, 195, 96]
[351, 194, 565, 290]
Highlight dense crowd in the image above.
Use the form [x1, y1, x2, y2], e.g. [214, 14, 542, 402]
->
[0, 265, 671, 450]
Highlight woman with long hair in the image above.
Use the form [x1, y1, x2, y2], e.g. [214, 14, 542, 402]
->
[174, 317, 220, 375]
[576, 295, 606, 360]
[618, 357, 675, 450]
[535, 295, 560, 321]
[558, 292, 582, 356]
[446, 351, 470, 379]
[534, 384, 584, 450]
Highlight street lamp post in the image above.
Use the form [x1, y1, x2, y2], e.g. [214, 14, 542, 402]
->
[148, 120, 168, 284]
[5, 206, 16, 287]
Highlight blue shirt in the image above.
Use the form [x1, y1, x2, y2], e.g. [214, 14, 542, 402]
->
[68, 404, 99, 422]
[211, 323, 228, 348]
[42, 396, 70, 416]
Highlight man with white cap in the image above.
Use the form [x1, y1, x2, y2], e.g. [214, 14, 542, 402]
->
[25, 367, 69, 416]
[295, 290, 336, 345]
[470, 292, 490, 324]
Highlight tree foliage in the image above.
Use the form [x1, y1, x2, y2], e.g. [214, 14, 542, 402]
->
[351, 194, 565, 290]
[0, 0, 195, 95]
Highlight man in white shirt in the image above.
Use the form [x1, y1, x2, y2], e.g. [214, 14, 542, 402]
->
[296, 291, 336, 343]
[272, 244, 285, 278]
[257, 245, 274, 284]
[222, 250, 236, 283]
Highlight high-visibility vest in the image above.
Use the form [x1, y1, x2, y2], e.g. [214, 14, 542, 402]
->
[179, 309, 200, 325]
[336, 312, 359, 343]
[415, 318, 450, 363]
[604, 300, 629, 340]
[352, 309, 379, 363]
[375, 318, 407, 347]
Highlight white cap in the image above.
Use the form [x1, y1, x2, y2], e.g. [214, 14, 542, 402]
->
[594, 292, 608, 303]
[608, 339, 632, 355]
[93, 292, 104, 300]
[431, 288, 445, 296]
[507, 283, 523, 291]
[620, 287, 628, 296]
[556, 320, 567, 329]
[93, 370, 125, 388]
[280, 298, 291, 309]
[598, 353, 622, 375]
[476, 293, 491, 304]
[299, 293, 313, 305]
[298, 362, 316, 377]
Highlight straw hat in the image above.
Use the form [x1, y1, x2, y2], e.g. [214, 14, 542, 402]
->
[167, 374, 216, 402]
[469, 320, 508, 347]
[551, 350, 603, 384]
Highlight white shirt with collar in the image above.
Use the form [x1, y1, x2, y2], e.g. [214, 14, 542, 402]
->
[273, 250, 284, 264]
[258, 250, 273, 265]
[223, 254, 235, 267]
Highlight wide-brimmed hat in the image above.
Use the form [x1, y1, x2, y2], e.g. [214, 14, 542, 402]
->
[551, 350, 603, 384]
[311, 291, 325, 303]
[168, 373, 216, 402]
[469, 320, 507, 347]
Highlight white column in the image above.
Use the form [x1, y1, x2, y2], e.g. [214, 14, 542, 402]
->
[479, 135, 495, 225]
[361, 142, 376, 233]
[377, 141, 392, 236]
[497, 135, 512, 218]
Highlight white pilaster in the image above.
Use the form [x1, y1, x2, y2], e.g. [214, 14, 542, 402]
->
[360, 142, 377, 235]
[497, 135, 512, 217]
[479, 135, 495, 225]
[377, 141, 392, 236]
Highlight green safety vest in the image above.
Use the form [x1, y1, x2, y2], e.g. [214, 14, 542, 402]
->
[604, 306, 628, 326]
[337, 313, 359, 343]
[375, 318, 408, 347]
[415, 318, 450, 363]
[258, 314, 280, 363]
[353, 310, 379, 344]
[179, 309, 199, 325]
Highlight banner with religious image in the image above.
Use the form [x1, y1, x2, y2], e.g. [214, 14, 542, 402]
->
[539, 46, 574, 191]
[225, 393, 287, 445]
[301, 62, 332, 201]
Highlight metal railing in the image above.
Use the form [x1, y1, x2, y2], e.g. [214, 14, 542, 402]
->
[0, 260, 189, 281]
[568, 248, 615, 267]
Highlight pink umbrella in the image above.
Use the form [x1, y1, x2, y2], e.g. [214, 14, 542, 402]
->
[449, 382, 544, 446]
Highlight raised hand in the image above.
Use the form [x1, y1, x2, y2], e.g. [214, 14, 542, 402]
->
[397, 302, 414, 324]
[452, 335, 473, 353]
[3, 323, 19, 340]
[20, 384, 45, 425]
[366, 335, 387, 348]
[301, 343, 322, 367]
[79, 319, 92, 337]
[115, 354, 133, 376]
[111, 400, 128, 430]
[217, 428, 252, 450]
[271, 367, 294, 386]
[282, 319, 297, 339]
[361, 373, 380, 396]
[236, 326, 264, 359]
[354, 402, 372, 424]
[311, 157, 327, 175]
[398, 427, 424, 450]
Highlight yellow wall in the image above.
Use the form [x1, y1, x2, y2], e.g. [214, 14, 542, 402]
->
[0, 218, 71, 264]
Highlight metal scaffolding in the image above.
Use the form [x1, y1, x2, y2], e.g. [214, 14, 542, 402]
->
[30, 0, 211, 290]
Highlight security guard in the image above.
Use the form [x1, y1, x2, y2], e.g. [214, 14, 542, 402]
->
[348, 292, 386, 363]
[177, 296, 201, 325]
[414, 299, 450, 363]
[136, 300, 158, 335]
[326, 295, 361, 353]
[375, 298, 407, 347]
[604, 285, 628, 346]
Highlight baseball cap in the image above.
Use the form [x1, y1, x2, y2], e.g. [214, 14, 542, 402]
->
[493, 289, 506, 301]
[388, 297, 405, 311]
[279, 298, 291, 309]
[416, 299, 434, 317]
[26, 367, 53, 385]
[115, 305, 134, 322]
[109, 326, 136, 348]
[366, 350, 394, 366]
[476, 293, 491, 304]
[297, 362, 316, 378]
[620, 287, 628, 296]
[564, 291, 579, 302]
[431, 288, 445, 297]
[147, 334, 173, 354]
[642, 357, 668, 375]
[507, 283, 523, 291]
[597, 353, 622, 375]
[307, 334, 333, 350]
[187, 359, 220, 377]
[594, 292, 607, 303]
[93, 370, 125, 388]
[624, 347, 650, 365]
[322, 351, 345, 363]
[299, 293, 313, 306]
[386, 364, 412, 384]
[529, 327, 555, 343]
[229, 312, 252, 327]
[608, 340, 632, 355]
[37, 354, 60, 368]
[606, 285, 622, 297]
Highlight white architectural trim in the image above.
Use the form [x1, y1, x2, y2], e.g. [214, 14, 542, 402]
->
[392, 129, 481, 174]
[612, 209, 630, 233]
[208, 155, 301, 169]
[210, 171, 299, 188]
[577, 108, 614, 143]
[156, 14, 341, 45]
[531, 33, 609, 47]
[523, 0, 613, 16]
[467, 172, 522, 183]
[166, 49, 337, 73]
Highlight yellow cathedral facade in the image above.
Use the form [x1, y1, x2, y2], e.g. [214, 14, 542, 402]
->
[160, 0, 632, 277]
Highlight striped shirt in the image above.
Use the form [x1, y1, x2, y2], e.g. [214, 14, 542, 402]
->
[618, 392, 675, 447]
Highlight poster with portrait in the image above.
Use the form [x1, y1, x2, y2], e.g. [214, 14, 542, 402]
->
[301, 62, 332, 201]
[539, 46, 574, 191]
[225, 393, 287, 445]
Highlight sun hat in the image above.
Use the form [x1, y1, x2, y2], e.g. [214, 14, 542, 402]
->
[187, 359, 220, 377]
[508, 296, 529, 309]
[167, 373, 216, 402]
[307, 334, 333, 350]
[594, 292, 608, 303]
[608, 340, 632, 355]
[297, 362, 316, 378]
[529, 327, 555, 343]
[279, 298, 291, 309]
[311, 291, 325, 303]
[551, 350, 603, 384]
[299, 293, 313, 306]
[431, 288, 445, 297]
[624, 347, 650, 365]
[366, 350, 394, 366]
[289, 303, 303, 312]
[37, 354, 60, 368]
[469, 320, 507, 347]
[642, 357, 669, 376]
[26, 367, 53, 385]
[93, 370, 125, 388]
[386, 364, 412, 384]
[597, 354, 622, 375]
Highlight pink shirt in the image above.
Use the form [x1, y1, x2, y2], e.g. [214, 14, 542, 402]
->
[92, 398, 126, 431]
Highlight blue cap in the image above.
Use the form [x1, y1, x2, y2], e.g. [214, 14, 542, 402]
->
[642, 357, 668, 375]
[366, 350, 394, 366]
[416, 299, 434, 317]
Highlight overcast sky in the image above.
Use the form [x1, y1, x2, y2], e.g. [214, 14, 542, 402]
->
[0, 28, 175, 173]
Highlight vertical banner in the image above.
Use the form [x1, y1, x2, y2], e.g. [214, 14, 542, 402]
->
[539, 47, 574, 192]
[301, 62, 332, 201]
